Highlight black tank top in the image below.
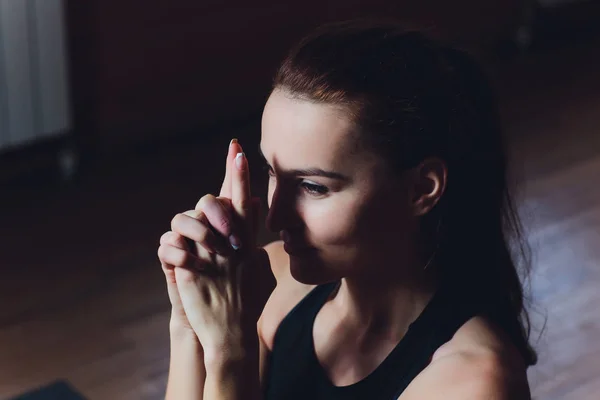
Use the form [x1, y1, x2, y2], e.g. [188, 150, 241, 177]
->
[264, 282, 492, 400]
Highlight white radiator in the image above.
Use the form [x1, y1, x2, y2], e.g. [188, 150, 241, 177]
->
[0, 0, 71, 152]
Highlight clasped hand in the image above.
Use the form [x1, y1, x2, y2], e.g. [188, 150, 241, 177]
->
[158, 140, 274, 366]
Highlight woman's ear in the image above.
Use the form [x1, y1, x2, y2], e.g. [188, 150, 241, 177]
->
[409, 157, 448, 217]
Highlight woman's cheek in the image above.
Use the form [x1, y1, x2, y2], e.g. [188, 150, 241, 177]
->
[302, 196, 359, 246]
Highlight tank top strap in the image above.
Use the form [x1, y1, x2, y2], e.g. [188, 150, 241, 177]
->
[272, 281, 339, 345]
[387, 284, 486, 398]
[265, 282, 339, 399]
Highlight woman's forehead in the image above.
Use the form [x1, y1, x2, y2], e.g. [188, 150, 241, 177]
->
[260, 90, 360, 169]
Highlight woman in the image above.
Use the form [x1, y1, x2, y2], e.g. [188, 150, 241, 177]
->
[158, 19, 536, 399]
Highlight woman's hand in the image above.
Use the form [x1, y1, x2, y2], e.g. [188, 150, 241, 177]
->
[159, 229, 199, 336]
[158, 140, 275, 367]
[158, 139, 237, 335]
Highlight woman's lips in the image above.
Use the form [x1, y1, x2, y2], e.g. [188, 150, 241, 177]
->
[283, 242, 314, 256]
[280, 230, 314, 255]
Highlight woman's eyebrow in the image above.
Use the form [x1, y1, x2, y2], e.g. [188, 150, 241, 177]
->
[258, 145, 349, 181]
[287, 168, 348, 180]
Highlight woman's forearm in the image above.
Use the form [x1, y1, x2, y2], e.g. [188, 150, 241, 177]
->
[203, 339, 262, 400]
[165, 326, 206, 400]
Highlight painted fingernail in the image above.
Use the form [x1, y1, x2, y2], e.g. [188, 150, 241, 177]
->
[235, 152, 245, 170]
[229, 234, 242, 250]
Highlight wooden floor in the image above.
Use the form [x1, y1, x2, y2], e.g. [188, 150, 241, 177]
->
[1, 36, 599, 399]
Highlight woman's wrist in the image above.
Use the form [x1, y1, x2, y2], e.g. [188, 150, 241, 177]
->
[203, 344, 262, 400]
[199, 321, 256, 366]
[169, 318, 199, 342]
[203, 341, 247, 372]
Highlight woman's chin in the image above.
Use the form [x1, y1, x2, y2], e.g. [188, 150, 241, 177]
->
[289, 256, 338, 285]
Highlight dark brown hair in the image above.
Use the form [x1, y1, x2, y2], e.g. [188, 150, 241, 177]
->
[272, 18, 537, 366]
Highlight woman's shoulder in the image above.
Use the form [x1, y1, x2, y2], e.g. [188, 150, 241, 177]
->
[258, 240, 316, 350]
[400, 316, 531, 399]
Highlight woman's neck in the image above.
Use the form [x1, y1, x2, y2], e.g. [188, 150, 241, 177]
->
[331, 258, 439, 341]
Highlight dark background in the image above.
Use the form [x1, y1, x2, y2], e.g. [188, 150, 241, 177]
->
[1, 1, 599, 399]
[64, 0, 524, 157]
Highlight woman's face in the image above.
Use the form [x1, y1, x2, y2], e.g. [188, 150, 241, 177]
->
[260, 89, 418, 284]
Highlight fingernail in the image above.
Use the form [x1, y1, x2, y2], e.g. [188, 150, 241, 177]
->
[230, 138, 238, 146]
[235, 152, 245, 170]
[229, 234, 242, 250]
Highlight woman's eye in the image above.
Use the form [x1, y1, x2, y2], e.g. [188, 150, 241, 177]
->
[263, 164, 328, 196]
[301, 181, 329, 196]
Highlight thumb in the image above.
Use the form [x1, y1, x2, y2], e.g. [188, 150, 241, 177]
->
[161, 262, 185, 312]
